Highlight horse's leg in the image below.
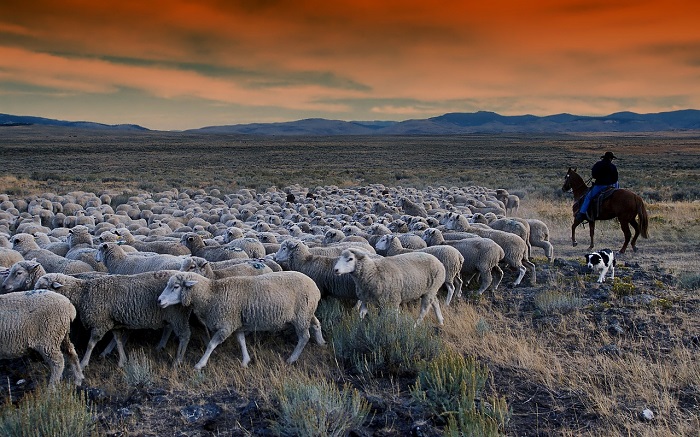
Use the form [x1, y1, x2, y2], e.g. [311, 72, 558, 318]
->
[619, 219, 632, 254]
[571, 219, 579, 247]
[587, 221, 596, 251]
[629, 218, 640, 252]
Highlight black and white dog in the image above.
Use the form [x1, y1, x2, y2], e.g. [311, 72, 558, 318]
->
[586, 248, 616, 283]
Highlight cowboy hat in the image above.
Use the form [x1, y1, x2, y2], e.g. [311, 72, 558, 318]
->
[601, 151, 618, 160]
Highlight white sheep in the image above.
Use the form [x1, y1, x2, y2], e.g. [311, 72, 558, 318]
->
[375, 234, 464, 305]
[274, 239, 359, 301]
[11, 233, 94, 274]
[333, 248, 445, 325]
[95, 242, 186, 274]
[526, 218, 554, 263]
[1, 259, 47, 293]
[445, 214, 535, 286]
[65, 225, 108, 272]
[157, 271, 325, 369]
[113, 228, 191, 256]
[180, 232, 250, 262]
[422, 228, 504, 300]
[485, 217, 532, 260]
[0, 247, 23, 268]
[179, 256, 273, 279]
[34, 270, 191, 369]
[0, 289, 84, 386]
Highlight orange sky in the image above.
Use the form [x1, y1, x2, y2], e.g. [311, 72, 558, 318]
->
[1, 0, 699, 130]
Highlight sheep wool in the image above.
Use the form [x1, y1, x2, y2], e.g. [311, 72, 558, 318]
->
[158, 271, 325, 369]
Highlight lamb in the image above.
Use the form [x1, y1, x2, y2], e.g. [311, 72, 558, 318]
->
[445, 214, 535, 286]
[113, 228, 191, 256]
[95, 242, 186, 274]
[11, 233, 94, 274]
[333, 248, 445, 325]
[157, 271, 325, 369]
[422, 228, 504, 300]
[34, 270, 191, 369]
[180, 256, 273, 279]
[180, 232, 250, 262]
[0, 289, 84, 386]
[374, 234, 464, 305]
[274, 239, 358, 301]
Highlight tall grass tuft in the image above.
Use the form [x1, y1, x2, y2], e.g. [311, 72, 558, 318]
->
[0, 383, 96, 436]
[122, 349, 155, 388]
[330, 310, 442, 376]
[271, 376, 370, 437]
[411, 349, 510, 434]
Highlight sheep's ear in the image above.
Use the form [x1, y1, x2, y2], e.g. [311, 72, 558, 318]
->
[51, 281, 63, 289]
[184, 279, 198, 288]
[29, 262, 42, 273]
[200, 260, 209, 268]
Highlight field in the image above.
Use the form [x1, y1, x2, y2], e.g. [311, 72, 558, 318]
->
[1, 126, 700, 436]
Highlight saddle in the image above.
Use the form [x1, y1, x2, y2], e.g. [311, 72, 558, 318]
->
[574, 186, 617, 222]
[587, 186, 617, 221]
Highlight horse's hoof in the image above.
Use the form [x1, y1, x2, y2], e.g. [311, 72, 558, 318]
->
[572, 241, 578, 247]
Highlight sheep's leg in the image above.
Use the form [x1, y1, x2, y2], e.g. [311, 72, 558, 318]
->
[113, 330, 128, 368]
[476, 267, 493, 295]
[100, 331, 128, 358]
[173, 326, 191, 366]
[453, 274, 464, 298]
[444, 281, 456, 306]
[431, 298, 444, 326]
[156, 326, 173, 350]
[416, 295, 437, 325]
[62, 332, 84, 386]
[358, 301, 368, 319]
[195, 328, 231, 370]
[491, 266, 504, 291]
[287, 324, 311, 364]
[38, 346, 65, 387]
[81, 330, 106, 370]
[310, 316, 326, 346]
[512, 264, 526, 286]
[525, 258, 536, 285]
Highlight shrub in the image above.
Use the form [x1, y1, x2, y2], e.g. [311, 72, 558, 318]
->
[0, 383, 96, 436]
[411, 349, 510, 434]
[122, 349, 155, 388]
[271, 377, 370, 437]
[533, 290, 585, 315]
[330, 310, 442, 376]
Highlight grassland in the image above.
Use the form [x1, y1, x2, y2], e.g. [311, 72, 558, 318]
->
[1, 126, 699, 436]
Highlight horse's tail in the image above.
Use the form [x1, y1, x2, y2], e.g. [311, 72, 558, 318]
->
[637, 195, 649, 239]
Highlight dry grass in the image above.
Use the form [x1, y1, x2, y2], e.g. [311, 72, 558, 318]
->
[1, 129, 700, 435]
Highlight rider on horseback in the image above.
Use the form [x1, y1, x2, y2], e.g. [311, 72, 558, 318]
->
[576, 151, 619, 222]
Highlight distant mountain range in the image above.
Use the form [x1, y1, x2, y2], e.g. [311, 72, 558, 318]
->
[3, 110, 700, 135]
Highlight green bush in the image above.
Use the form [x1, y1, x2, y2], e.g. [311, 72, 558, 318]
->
[0, 383, 96, 436]
[271, 378, 370, 437]
[122, 349, 155, 388]
[411, 350, 510, 434]
[330, 310, 442, 376]
[533, 290, 585, 315]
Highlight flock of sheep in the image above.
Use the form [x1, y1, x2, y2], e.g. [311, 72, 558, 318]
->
[0, 184, 553, 386]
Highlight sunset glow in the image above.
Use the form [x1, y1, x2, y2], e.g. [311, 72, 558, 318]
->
[1, 0, 699, 130]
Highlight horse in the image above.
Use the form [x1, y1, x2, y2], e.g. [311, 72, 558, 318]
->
[562, 167, 649, 253]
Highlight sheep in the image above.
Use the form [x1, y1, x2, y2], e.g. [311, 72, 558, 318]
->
[0, 289, 84, 386]
[495, 189, 520, 216]
[274, 239, 358, 301]
[95, 242, 186, 274]
[157, 271, 325, 369]
[113, 228, 191, 256]
[422, 228, 504, 300]
[0, 247, 23, 268]
[180, 232, 250, 262]
[1, 259, 47, 293]
[180, 256, 273, 279]
[399, 197, 428, 217]
[445, 214, 535, 286]
[65, 225, 108, 272]
[485, 217, 531, 260]
[11, 233, 94, 274]
[374, 234, 464, 305]
[333, 248, 445, 325]
[526, 219, 554, 263]
[34, 270, 191, 369]
[33, 232, 70, 256]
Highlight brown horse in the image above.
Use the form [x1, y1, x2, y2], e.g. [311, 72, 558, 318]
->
[562, 167, 649, 253]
